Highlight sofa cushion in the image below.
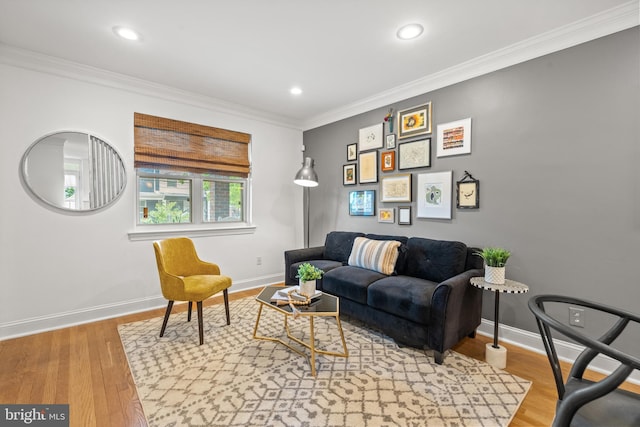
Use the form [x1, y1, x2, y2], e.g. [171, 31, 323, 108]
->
[365, 233, 408, 245]
[324, 231, 365, 263]
[403, 237, 468, 283]
[348, 237, 401, 275]
[367, 276, 438, 325]
[322, 266, 386, 304]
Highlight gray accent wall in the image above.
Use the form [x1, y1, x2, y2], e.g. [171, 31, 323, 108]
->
[303, 27, 639, 352]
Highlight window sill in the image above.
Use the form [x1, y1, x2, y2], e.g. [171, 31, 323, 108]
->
[127, 224, 256, 241]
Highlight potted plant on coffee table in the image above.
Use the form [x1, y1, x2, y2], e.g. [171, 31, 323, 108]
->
[475, 247, 511, 284]
[296, 263, 324, 296]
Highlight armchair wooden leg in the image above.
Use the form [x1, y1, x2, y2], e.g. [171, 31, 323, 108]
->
[223, 289, 230, 325]
[197, 301, 204, 345]
[187, 301, 193, 322]
[160, 301, 174, 337]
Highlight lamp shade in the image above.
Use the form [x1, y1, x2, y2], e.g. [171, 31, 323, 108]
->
[294, 157, 319, 187]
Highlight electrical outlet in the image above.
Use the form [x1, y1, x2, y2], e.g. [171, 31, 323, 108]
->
[569, 307, 584, 328]
[256, 256, 262, 266]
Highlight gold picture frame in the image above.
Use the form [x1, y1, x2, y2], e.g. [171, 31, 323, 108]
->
[398, 102, 432, 140]
[378, 208, 395, 224]
[380, 173, 412, 202]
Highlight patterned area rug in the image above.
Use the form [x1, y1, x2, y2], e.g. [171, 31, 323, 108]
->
[118, 295, 530, 426]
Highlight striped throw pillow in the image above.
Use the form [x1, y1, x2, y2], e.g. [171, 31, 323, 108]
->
[348, 237, 401, 275]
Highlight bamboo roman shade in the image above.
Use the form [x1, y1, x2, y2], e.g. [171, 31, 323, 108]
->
[134, 113, 251, 177]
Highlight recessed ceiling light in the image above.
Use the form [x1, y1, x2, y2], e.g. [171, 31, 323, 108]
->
[113, 26, 141, 41]
[396, 23, 424, 40]
[290, 87, 303, 95]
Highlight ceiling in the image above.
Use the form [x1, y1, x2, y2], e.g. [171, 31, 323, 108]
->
[0, 1, 636, 129]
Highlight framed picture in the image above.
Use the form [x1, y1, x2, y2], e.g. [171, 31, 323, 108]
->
[386, 134, 396, 149]
[416, 171, 453, 219]
[398, 102, 432, 140]
[456, 171, 479, 209]
[358, 123, 383, 152]
[398, 206, 412, 225]
[349, 190, 375, 216]
[437, 118, 472, 157]
[399, 138, 431, 170]
[347, 143, 357, 161]
[380, 173, 412, 202]
[378, 208, 395, 224]
[381, 151, 395, 172]
[343, 164, 357, 186]
[358, 150, 378, 184]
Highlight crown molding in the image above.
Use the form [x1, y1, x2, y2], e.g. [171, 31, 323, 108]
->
[302, 1, 640, 131]
[0, 43, 302, 131]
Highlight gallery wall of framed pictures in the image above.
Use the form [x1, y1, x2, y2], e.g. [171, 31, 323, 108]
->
[341, 102, 477, 225]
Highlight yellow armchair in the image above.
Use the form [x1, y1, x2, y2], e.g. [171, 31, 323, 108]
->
[153, 237, 232, 345]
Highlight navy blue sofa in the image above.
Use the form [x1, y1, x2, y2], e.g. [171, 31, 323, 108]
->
[284, 231, 484, 364]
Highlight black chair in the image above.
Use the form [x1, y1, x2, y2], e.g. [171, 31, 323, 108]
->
[528, 295, 640, 427]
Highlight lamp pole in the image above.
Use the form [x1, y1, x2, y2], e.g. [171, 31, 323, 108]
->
[294, 157, 318, 248]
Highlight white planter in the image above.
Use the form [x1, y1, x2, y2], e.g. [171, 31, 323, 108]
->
[484, 265, 506, 285]
[299, 279, 317, 297]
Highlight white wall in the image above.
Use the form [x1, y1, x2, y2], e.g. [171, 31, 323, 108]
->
[0, 56, 305, 339]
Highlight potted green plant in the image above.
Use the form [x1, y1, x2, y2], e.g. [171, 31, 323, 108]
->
[475, 247, 511, 284]
[296, 263, 324, 296]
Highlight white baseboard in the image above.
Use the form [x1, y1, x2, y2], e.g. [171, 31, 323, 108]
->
[0, 275, 282, 341]
[477, 318, 640, 386]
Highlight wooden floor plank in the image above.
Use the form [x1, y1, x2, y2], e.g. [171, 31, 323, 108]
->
[1, 285, 638, 427]
[41, 329, 63, 403]
[68, 325, 97, 427]
[88, 321, 115, 426]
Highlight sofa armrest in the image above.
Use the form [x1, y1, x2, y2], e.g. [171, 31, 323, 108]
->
[284, 246, 325, 285]
[428, 268, 484, 355]
[285, 246, 325, 265]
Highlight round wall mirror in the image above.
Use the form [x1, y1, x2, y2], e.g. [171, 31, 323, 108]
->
[21, 131, 126, 212]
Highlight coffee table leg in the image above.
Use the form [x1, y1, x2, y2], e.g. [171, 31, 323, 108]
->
[309, 316, 316, 377]
[335, 315, 349, 357]
[252, 304, 263, 338]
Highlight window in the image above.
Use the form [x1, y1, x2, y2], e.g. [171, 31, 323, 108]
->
[133, 113, 251, 228]
[202, 176, 245, 223]
[137, 169, 192, 224]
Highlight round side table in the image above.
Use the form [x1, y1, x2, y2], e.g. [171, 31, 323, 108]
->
[470, 277, 529, 369]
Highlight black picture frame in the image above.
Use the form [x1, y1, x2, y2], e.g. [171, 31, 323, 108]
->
[349, 190, 376, 216]
[456, 171, 480, 209]
[343, 164, 357, 186]
[398, 206, 412, 225]
[347, 143, 357, 161]
[398, 138, 431, 170]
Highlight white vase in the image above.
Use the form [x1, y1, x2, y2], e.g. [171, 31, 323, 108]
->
[299, 279, 317, 297]
[484, 265, 505, 285]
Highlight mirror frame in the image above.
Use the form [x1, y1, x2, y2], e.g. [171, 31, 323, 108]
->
[21, 130, 127, 213]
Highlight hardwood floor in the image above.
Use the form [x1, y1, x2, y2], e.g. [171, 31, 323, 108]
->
[1, 287, 638, 426]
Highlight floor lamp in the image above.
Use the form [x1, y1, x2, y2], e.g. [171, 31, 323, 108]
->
[294, 157, 318, 248]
